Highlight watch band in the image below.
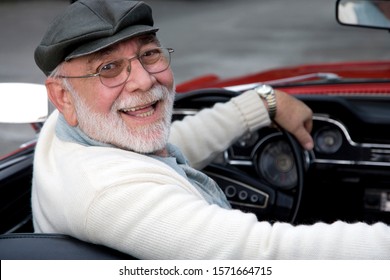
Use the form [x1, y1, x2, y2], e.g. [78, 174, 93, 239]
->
[254, 84, 277, 119]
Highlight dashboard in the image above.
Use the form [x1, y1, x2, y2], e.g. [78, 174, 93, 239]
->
[173, 91, 390, 225]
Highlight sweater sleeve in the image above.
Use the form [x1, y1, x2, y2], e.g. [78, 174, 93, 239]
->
[84, 175, 390, 259]
[169, 90, 270, 169]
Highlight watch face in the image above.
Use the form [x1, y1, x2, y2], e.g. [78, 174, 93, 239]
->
[257, 85, 273, 94]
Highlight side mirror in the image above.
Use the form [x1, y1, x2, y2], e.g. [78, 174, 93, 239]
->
[336, 0, 390, 30]
[0, 83, 48, 124]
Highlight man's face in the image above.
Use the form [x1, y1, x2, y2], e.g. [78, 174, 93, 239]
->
[59, 36, 176, 154]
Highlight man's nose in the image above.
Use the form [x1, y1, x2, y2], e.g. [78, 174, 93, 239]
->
[124, 59, 156, 92]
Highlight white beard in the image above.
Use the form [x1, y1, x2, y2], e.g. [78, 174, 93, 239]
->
[69, 84, 175, 154]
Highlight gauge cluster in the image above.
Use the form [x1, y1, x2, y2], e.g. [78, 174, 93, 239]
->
[225, 113, 390, 187]
[225, 129, 299, 190]
[222, 113, 390, 224]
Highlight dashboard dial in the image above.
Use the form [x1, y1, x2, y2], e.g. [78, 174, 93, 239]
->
[315, 127, 343, 154]
[257, 140, 297, 189]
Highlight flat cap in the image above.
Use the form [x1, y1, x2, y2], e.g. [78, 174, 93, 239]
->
[34, 0, 158, 76]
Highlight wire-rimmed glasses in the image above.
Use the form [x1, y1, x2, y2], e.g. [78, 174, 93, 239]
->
[59, 47, 174, 88]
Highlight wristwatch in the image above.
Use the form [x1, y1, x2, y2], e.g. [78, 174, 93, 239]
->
[254, 84, 277, 120]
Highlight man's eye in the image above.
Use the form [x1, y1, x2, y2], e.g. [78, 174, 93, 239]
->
[101, 61, 119, 71]
[143, 49, 160, 56]
[141, 49, 161, 64]
[99, 60, 124, 77]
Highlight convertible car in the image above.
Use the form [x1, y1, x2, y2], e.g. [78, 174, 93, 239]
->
[1, 0, 390, 259]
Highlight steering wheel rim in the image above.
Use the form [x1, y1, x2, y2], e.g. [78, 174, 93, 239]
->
[174, 88, 305, 223]
[280, 127, 305, 223]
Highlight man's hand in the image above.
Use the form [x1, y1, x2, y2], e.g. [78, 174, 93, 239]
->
[273, 90, 314, 150]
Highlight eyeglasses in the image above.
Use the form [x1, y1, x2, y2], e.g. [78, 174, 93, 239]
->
[59, 47, 174, 88]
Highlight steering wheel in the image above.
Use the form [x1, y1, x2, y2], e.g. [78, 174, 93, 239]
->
[174, 88, 306, 223]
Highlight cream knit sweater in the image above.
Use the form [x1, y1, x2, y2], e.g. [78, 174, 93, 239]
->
[31, 91, 390, 259]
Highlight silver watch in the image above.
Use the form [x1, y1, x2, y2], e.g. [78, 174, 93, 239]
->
[255, 84, 277, 119]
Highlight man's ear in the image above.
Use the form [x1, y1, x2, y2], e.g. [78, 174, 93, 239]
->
[45, 78, 78, 126]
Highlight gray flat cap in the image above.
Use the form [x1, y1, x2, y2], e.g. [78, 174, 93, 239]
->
[34, 0, 158, 76]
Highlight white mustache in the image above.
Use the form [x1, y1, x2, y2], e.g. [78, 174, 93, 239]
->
[112, 85, 168, 112]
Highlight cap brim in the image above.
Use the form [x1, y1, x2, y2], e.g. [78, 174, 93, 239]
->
[65, 25, 159, 61]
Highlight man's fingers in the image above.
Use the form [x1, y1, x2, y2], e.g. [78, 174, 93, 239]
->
[292, 125, 314, 151]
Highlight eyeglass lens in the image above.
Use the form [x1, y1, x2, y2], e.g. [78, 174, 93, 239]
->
[99, 48, 172, 88]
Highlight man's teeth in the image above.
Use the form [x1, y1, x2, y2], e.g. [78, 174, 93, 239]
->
[136, 110, 154, 117]
[121, 104, 155, 117]
[122, 104, 149, 112]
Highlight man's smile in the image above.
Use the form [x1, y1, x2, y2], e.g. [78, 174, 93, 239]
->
[119, 100, 160, 118]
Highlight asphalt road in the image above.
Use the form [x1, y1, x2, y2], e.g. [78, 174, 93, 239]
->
[1, 0, 390, 156]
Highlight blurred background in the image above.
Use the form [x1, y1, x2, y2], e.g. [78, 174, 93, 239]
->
[1, 0, 390, 156]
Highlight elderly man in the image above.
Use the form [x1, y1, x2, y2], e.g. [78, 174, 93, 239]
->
[32, 0, 389, 259]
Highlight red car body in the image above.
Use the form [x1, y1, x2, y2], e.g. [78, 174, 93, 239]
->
[177, 60, 390, 95]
